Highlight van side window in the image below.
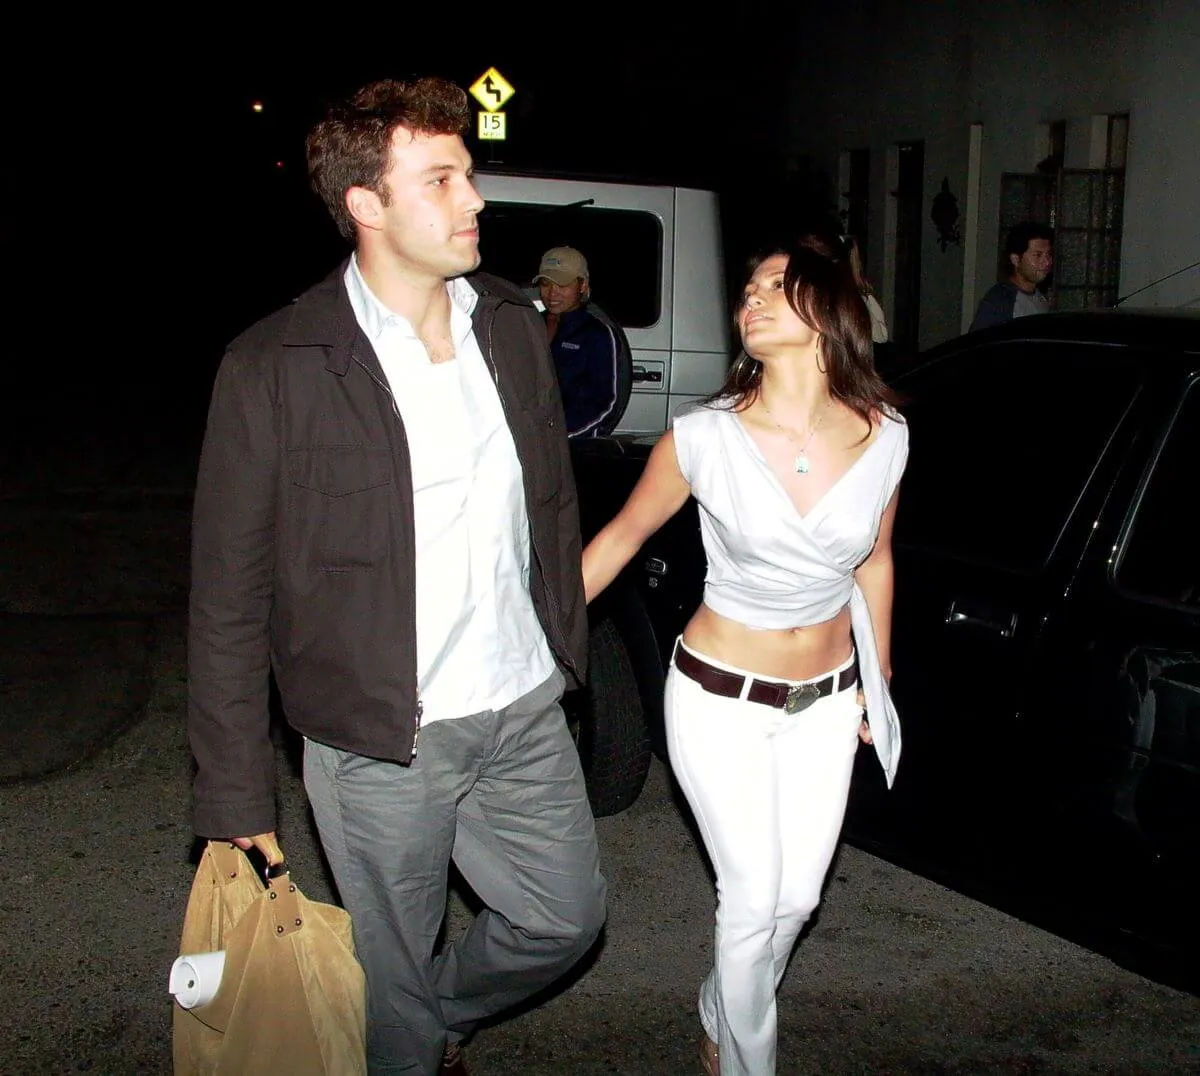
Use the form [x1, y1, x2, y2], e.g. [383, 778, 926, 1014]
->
[477, 203, 663, 329]
[1115, 380, 1200, 610]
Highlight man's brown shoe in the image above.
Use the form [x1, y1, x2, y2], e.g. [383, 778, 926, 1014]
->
[442, 1041, 469, 1075]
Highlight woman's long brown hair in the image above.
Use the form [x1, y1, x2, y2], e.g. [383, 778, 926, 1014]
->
[709, 233, 900, 436]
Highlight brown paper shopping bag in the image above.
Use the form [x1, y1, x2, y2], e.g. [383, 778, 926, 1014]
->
[172, 841, 366, 1075]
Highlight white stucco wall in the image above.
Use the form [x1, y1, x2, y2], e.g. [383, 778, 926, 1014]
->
[1120, 2, 1200, 309]
[782, 0, 1200, 347]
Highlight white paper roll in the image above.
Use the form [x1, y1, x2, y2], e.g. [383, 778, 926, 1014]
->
[169, 950, 226, 1010]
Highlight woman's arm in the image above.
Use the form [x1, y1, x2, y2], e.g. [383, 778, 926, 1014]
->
[854, 488, 899, 682]
[583, 430, 692, 603]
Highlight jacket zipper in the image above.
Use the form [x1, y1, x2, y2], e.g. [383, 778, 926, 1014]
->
[352, 352, 423, 760]
[483, 308, 582, 685]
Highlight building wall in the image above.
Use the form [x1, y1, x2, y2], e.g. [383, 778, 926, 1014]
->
[782, 0, 1200, 349]
[1121, 3, 1200, 309]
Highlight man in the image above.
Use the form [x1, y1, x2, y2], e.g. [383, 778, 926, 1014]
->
[535, 246, 623, 437]
[969, 222, 1055, 331]
[187, 77, 606, 1075]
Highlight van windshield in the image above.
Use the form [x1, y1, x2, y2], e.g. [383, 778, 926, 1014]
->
[476, 202, 662, 329]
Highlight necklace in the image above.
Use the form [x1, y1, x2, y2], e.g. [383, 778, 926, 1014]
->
[760, 396, 831, 474]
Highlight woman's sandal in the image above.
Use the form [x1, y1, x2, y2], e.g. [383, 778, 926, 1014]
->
[698, 1033, 720, 1076]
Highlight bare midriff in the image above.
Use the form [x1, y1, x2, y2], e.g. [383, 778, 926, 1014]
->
[681, 602, 853, 681]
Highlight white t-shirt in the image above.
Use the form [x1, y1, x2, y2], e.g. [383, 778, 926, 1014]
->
[344, 257, 555, 723]
[1013, 288, 1051, 318]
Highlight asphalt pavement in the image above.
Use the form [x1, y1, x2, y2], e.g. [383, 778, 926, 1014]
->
[1, 435, 1197, 1074]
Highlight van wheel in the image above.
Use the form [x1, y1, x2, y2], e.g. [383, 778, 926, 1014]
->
[566, 617, 652, 817]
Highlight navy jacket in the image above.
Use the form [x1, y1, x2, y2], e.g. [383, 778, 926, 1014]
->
[547, 307, 620, 438]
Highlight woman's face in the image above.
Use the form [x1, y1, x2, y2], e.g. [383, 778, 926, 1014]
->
[737, 254, 820, 358]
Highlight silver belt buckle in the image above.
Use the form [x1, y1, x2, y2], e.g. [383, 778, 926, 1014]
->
[784, 682, 820, 714]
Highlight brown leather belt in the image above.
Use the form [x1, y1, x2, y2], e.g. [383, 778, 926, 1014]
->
[672, 640, 858, 714]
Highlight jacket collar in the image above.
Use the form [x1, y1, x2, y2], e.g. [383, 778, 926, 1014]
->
[281, 259, 361, 374]
[280, 259, 534, 375]
[552, 306, 593, 332]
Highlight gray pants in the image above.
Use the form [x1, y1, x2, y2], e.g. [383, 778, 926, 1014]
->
[303, 670, 607, 1075]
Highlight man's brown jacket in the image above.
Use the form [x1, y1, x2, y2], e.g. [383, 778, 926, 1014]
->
[187, 264, 587, 838]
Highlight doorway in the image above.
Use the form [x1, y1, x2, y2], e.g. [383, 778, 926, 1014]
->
[892, 140, 924, 351]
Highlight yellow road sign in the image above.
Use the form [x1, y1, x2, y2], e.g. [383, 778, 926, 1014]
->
[469, 67, 515, 112]
[478, 111, 507, 141]
[477, 111, 506, 140]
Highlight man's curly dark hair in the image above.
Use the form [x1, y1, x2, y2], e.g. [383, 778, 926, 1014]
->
[306, 77, 471, 242]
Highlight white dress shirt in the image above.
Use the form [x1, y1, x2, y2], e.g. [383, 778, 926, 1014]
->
[344, 257, 555, 723]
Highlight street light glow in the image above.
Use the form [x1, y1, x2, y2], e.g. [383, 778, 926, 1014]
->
[252, 101, 264, 113]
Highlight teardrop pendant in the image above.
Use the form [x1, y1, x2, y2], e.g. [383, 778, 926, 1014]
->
[794, 454, 810, 474]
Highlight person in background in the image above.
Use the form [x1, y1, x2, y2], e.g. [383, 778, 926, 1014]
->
[581, 233, 908, 1075]
[969, 221, 1055, 331]
[535, 246, 622, 438]
[844, 234, 889, 345]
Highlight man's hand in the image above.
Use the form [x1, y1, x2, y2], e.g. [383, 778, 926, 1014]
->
[232, 832, 284, 866]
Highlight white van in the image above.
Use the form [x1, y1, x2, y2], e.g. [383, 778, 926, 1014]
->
[473, 170, 732, 436]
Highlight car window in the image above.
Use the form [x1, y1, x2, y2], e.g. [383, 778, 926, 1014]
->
[892, 341, 1140, 573]
[476, 203, 662, 329]
[1115, 379, 1200, 610]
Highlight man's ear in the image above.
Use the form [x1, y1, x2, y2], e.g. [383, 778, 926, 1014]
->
[1008, 251, 1021, 272]
[346, 186, 382, 233]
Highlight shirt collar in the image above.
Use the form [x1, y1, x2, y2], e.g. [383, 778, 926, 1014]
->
[447, 275, 479, 348]
[345, 254, 479, 348]
[554, 306, 591, 329]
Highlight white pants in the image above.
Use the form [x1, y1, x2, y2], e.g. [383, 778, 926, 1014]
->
[666, 640, 862, 1076]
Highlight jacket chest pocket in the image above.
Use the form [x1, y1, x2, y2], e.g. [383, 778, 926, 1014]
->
[288, 447, 393, 570]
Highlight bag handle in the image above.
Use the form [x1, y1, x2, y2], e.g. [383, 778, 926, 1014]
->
[203, 841, 305, 937]
[204, 840, 286, 888]
[246, 833, 286, 873]
[266, 872, 305, 937]
[206, 840, 250, 886]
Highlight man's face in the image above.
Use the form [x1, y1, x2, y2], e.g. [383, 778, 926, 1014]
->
[365, 129, 484, 281]
[1011, 238, 1054, 290]
[539, 277, 587, 315]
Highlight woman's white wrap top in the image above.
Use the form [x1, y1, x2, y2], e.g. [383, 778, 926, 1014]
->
[672, 402, 909, 786]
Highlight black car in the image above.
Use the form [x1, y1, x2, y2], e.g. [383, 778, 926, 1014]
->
[567, 309, 1200, 991]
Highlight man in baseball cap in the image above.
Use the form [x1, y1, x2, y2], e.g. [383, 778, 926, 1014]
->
[534, 246, 621, 438]
[535, 246, 590, 288]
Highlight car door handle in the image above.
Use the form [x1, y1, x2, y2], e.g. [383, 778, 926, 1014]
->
[632, 365, 663, 383]
[944, 599, 1017, 638]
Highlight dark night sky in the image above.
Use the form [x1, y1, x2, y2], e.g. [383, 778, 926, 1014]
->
[9, 30, 831, 434]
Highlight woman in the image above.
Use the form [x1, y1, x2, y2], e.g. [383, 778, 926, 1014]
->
[582, 234, 908, 1075]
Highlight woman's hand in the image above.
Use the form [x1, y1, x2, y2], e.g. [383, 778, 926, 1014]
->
[856, 688, 872, 743]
